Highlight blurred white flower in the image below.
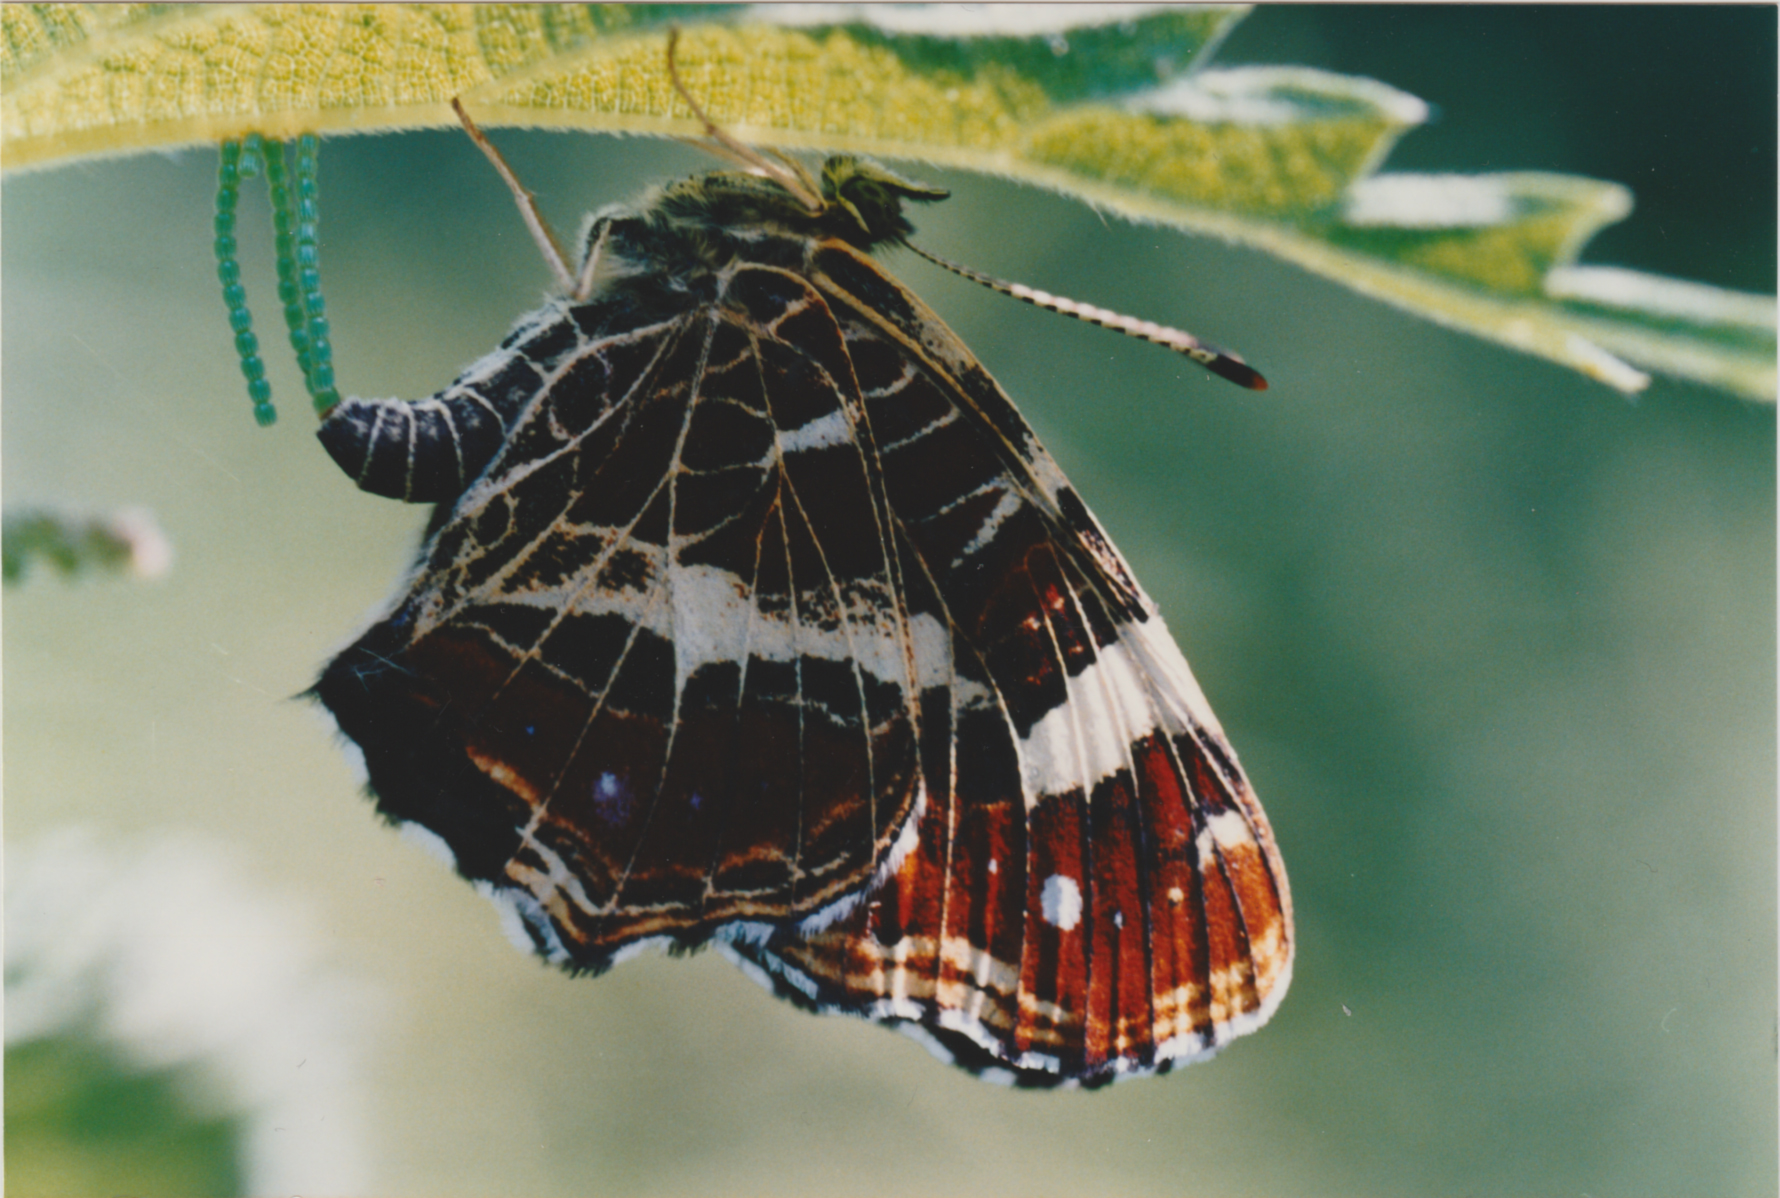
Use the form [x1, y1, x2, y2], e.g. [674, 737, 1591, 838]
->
[6, 827, 379, 1195]
[107, 505, 174, 579]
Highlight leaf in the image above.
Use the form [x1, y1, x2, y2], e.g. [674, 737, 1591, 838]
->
[2, 3, 1770, 400]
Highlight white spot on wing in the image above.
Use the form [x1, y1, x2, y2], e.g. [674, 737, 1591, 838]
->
[1195, 808, 1261, 871]
[1040, 874, 1082, 931]
[1205, 808, 1257, 849]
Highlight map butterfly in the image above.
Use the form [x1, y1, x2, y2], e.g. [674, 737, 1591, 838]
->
[311, 60, 1291, 1087]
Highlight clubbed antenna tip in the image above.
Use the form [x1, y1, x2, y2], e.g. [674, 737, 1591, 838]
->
[1207, 355, 1269, 391]
[906, 243, 1268, 391]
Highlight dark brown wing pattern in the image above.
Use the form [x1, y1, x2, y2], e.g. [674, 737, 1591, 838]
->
[314, 174, 1290, 1087]
[316, 268, 932, 958]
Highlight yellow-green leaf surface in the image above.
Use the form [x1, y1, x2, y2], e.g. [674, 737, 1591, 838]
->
[3, 3, 1771, 399]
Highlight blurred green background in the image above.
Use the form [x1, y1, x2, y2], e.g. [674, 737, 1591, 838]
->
[5, 6, 1773, 1196]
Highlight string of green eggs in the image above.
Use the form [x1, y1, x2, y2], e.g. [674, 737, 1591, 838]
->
[214, 132, 338, 426]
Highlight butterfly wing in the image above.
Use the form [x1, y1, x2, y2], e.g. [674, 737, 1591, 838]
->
[719, 243, 1293, 1086]
[313, 226, 1290, 1084]
[314, 271, 929, 967]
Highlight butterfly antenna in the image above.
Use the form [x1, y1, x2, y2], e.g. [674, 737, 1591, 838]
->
[666, 28, 823, 212]
[451, 97, 578, 296]
[905, 242, 1268, 391]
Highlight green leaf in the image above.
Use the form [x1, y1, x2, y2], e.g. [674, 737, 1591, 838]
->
[2, 3, 1769, 400]
[5, 1034, 246, 1198]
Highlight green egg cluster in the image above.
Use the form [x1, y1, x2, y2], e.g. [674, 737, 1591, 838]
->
[213, 132, 339, 426]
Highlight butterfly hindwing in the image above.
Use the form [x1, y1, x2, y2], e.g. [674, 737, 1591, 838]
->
[719, 251, 1293, 1085]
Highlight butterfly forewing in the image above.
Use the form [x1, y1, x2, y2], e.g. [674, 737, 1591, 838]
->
[313, 157, 1290, 1084]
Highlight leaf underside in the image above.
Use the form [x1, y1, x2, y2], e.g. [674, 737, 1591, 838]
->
[2, 3, 1770, 401]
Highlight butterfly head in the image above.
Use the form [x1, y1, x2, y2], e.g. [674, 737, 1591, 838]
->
[652, 155, 949, 260]
[819, 156, 950, 249]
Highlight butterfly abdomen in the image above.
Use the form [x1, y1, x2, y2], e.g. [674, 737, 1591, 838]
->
[317, 318, 572, 504]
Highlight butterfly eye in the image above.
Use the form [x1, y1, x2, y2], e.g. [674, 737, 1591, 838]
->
[822, 156, 950, 246]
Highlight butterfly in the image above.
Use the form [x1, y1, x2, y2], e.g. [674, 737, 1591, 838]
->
[310, 62, 1290, 1088]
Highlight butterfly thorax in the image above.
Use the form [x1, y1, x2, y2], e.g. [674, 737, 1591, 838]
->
[631, 155, 950, 271]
